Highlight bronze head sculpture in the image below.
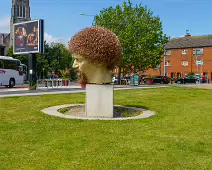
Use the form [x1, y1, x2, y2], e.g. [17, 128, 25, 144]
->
[69, 26, 122, 84]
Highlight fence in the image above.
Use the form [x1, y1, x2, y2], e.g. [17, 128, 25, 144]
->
[37, 79, 73, 88]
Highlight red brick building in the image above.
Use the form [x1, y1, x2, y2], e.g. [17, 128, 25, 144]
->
[146, 34, 212, 80]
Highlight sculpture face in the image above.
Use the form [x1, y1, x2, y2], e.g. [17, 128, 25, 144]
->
[73, 54, 111, 84]
[73, 54, 92, 74]
[69, 26, 122, 84]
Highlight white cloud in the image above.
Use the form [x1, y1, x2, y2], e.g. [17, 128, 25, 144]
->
[44, 32, 70, 45]
[0, 17, 69, 45]
[0, 16, 10, 33]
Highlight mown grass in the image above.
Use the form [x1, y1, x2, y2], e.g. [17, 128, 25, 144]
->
[0, 87, 212, 169]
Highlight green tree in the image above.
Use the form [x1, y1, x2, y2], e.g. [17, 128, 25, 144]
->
[48, 42, 74, 78]
[36, 53, 49, 79]
[7, 46, 28, 66]
[7, 43, 50, 79]
[93, 0, 168, 75]
[7, 42, 77, 80]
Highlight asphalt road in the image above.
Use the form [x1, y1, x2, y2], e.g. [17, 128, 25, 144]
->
[0, 87, 85, 97]
[0, 85, 169, 98]
[1, 83, 211, 98]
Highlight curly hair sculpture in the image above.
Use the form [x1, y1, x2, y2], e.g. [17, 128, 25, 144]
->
[69, 26, 122, 70]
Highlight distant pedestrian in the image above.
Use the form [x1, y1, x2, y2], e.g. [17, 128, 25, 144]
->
[206, 76, 210, 84]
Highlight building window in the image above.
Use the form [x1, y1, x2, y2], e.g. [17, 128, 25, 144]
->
[1, 35, 3, 44]
[16, 5, 26, 18]
[165, 61, 171, 66]
[203, 72, 208, 77]
[196, 59, 203, 66]
[23, 6, 26, 18]
[193, 48, 204, 55]
[182, 60, 188, 66]
[177, 72, 182, 78]
[19, 5, 22, 17]
[153, 65, 160, 70]
[165, 50, 171, 56]
[16, 5, 20, 17]
[182, 49, 187, 55]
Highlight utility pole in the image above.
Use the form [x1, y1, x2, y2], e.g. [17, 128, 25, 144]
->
[57, 56, 63, 69]
[164, 49, 166, 76]
[194, 50, 201, 84]
[28, 54, 37, 89]
[79, 13, 96, 17]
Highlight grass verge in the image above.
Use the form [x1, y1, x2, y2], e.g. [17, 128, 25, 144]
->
[0, 87, 212, 169]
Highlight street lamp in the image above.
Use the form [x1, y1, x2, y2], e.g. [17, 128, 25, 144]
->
[163, 34, 167, 76]
[164, 47, 166, 76]
[79, 13, 96, 17]
[194, 49, 201, 84]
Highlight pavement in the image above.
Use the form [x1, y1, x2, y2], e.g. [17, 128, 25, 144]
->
[0, 84, 169, 98]
[172, 83, 212, 89]
[41, 104, 156, 120]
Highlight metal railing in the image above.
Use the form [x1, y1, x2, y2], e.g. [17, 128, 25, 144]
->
[37, 79, 72, 88]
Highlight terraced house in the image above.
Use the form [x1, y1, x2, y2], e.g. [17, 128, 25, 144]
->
[146, 33, 212, 81]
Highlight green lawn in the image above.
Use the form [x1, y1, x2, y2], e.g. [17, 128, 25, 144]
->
[0, 87, 212, 169]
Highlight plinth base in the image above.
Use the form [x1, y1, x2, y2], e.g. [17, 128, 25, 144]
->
[86, 84, 113, 118]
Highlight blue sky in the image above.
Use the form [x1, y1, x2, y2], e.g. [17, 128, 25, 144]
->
[0, 0, 212, 44]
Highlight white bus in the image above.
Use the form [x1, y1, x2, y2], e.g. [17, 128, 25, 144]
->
[0, 56, 25, 87]
[20, 63, 27, 82]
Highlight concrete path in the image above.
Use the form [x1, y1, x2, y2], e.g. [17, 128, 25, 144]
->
[41, 104, 156, 121]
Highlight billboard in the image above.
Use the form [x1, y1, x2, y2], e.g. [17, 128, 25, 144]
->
[13, 20, 44, 55]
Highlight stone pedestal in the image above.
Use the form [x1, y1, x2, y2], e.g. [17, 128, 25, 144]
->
[86, 84, 114, 118]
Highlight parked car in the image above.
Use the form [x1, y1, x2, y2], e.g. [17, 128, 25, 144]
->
[175, 75, 207, 84]
[153, 76, 170, 84]
[175, 76, 196, 84]
[196, 76, 207, 83]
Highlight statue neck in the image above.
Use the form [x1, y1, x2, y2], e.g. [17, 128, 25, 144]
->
[86, 66, 111, 84]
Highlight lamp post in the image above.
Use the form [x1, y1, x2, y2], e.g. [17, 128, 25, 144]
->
[164, 48, 166, 76]
[79, 13, 96, 17]
[194, 49, 201, 84]
[79, 13, 96, 27]
[163, 34, 168, 77]
[57, 56, 63, 70]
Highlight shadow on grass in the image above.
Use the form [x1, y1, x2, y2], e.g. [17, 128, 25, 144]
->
[124, 104, 149, 110]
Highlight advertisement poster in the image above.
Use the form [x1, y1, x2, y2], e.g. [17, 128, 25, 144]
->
[13, 20, 44, 55]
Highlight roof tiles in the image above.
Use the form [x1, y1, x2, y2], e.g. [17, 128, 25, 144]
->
[165, 35, 212, 49]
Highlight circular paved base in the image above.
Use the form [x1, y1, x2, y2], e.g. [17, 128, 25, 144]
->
[41, 104, 155, 120]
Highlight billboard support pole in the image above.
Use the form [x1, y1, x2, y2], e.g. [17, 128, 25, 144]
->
[28, 53, 37, 90]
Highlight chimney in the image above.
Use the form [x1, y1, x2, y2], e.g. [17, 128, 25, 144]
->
[185, 29, 191, 37]
[185, 33, 191, 37]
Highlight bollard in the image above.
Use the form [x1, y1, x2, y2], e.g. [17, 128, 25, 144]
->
[48, 80, 52, 87]
[53, 80, 56, 87]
